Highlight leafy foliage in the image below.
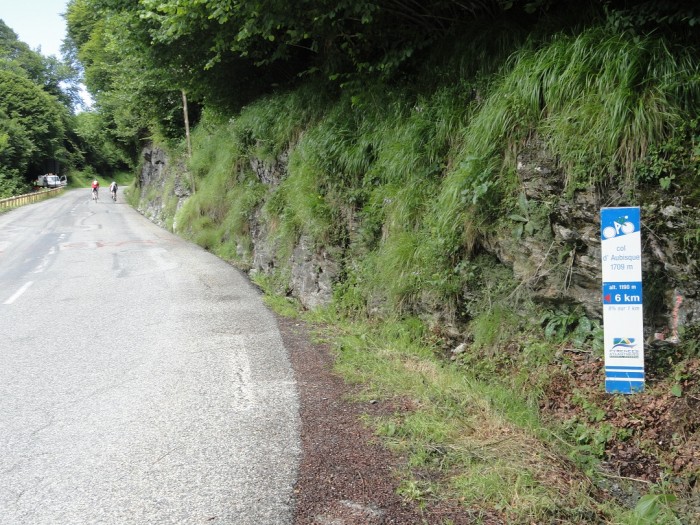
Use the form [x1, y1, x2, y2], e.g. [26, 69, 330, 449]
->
[0, 70, 67, 183]
[67, 111, 133, 176]
[605, 0, 700, 35]
[60, 0, 582, 143]
[0, 20, 81, 109]
[0, 18, 110, 194]
[64, 0, 700, 173]
[630, 492, 681, 525]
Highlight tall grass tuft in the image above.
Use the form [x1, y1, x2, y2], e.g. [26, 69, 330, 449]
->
[325, 315, 623, 523]
[230, 84, 331, 162]
[426, 27, 700, 294]
[263, 142, 334, 249]
[176, 88, 329, 259]
[531, 30, 699, 187]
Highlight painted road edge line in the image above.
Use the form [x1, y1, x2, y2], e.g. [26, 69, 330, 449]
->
[3, 281, 34, 304]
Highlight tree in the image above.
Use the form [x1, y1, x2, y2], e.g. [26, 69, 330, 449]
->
[0, 108, 34, 197]
[65, 0, 700, 158]
[0, 70, 67, 182]
[0, 19, 82, 111]
[65, 0, 192, 144]
[64, 111, 132, 176]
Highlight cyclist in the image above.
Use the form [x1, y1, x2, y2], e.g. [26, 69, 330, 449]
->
[109, 181, 118, 201]
[91, 179, 99, 200]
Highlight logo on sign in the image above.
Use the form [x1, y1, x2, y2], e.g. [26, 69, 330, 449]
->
[610, 337, 639, 358]
[612, 337, 636, 348]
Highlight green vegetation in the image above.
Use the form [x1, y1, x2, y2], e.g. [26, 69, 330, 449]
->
[0, 68, 66, 196]
[0, 18, 133, 197]
[162, 23, 700, 320]
[68, 169, 133, 191]
[251, 297, 657, 523]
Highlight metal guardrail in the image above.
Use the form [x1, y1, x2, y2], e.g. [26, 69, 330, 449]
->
[0, 187, 65, 210]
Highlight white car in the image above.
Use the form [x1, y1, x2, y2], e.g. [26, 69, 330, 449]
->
[36, 174, 68, 188]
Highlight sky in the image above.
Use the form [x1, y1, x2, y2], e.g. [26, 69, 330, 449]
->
[1, 0, 94, 108]
[1, 0, 70, 58]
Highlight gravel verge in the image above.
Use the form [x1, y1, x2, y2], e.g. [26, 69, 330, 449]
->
[275, 315, 485, 525]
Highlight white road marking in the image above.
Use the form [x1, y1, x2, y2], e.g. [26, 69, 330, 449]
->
[34, 247, 56, 273]
[3, 281, 34, 304]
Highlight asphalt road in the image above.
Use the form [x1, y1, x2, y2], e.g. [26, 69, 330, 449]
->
[0, 189, 300, 524]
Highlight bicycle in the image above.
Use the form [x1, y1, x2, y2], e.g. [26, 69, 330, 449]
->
[602, 215, 634, 239]
[92, 188, 98, 201]
[111, 189, 117, 202]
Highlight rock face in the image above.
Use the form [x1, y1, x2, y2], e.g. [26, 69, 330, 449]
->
[140, 148, 168, 187]
[507, 137, 700, 341]
[137, 141, 699, 339]
[138, 145, 339, 311]
[483, 138, 605, 316]
[250, 153, 287, 186]
[139, 147, 191, 229]
[289, 236, 339, 310]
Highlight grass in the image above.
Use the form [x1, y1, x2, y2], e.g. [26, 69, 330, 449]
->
[510, 29, 697, 187]
[274, 307, 627, 523]
[428, 28, 700, 257]
[282, 299, 694, 524]
[68, 169, 134, 191]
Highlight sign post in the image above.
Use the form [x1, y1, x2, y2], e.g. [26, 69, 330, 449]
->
[600, 207, 644, 394]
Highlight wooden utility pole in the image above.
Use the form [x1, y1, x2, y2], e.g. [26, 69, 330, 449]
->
[181, 89, 195, 193]
[182, 89, 192, 157]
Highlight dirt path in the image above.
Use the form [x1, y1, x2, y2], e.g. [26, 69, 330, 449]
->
[276, 315, 486, 525]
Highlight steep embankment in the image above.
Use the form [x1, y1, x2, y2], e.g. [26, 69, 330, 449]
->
[133, 26, 700, 525]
